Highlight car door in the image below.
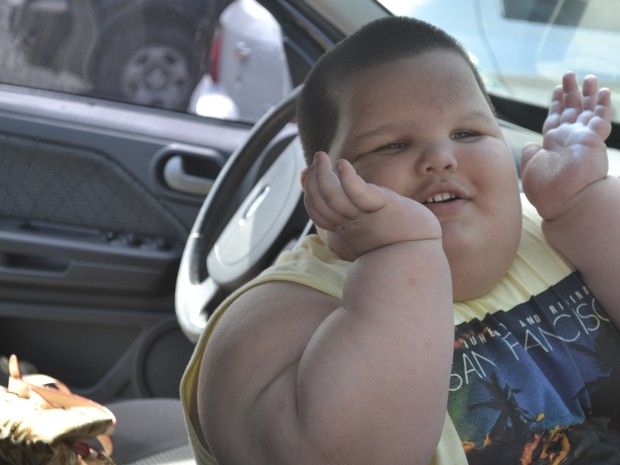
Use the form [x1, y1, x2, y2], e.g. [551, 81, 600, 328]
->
[0, 0, 315, 402]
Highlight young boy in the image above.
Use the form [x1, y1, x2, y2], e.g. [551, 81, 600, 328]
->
[181, 16, 620, 465]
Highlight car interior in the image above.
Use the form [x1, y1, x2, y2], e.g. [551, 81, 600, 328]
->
[2, 0, 620, 464]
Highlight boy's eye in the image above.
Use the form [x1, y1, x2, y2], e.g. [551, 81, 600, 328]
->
[376, 141, 407, 152]
[451, 130, 479, 140]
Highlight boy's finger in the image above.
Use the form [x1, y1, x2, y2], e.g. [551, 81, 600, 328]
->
[560, 72, 581, 124]
[595, 87, 613, 123]
[303, 193, 336, 230]
[304, 178, 355, 230]
[337, 159, 389, 212]
[312, 152, 359, 219]
[581, 74, 599, 113]
[580, 82, 612, 139]
[302, 154, 345, 227]
[542, 85, 564, 133]
[561, 71, 580, 106]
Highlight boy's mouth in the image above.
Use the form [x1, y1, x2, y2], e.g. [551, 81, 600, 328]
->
[423, 192, 458, 204]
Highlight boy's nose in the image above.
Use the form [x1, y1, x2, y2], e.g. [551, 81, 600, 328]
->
[417, 144, 458, 175]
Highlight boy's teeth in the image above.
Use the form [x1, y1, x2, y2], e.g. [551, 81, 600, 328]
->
[425, 193, 456, 203]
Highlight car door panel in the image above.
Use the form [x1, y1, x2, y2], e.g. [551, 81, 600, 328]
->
[0, 87, 251, 400]
[0, 0, 318, 405]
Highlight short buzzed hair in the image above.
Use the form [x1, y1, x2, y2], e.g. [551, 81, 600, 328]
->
[296, 15, 493, 165]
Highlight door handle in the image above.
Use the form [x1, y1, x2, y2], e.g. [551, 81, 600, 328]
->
[163, 155, 216, 196]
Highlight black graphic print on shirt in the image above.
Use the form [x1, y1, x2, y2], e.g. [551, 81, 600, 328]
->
[449, 272, 620, 464]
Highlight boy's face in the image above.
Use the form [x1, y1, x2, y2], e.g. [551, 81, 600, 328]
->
[328, 50, 522, 300]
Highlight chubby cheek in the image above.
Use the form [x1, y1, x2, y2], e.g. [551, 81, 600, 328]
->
[475, 159, 522, 256]
[354, 161, 410, 194]
[351, 160, 380, 181]
[455, 146, 521, 241]
[472, 144, 519, 194]
[479, 166, 521, 235]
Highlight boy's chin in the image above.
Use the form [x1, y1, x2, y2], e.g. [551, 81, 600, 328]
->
[445, 236, 520, 301]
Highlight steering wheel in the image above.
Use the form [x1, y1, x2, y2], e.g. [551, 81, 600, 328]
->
[176, 86, 308, 342]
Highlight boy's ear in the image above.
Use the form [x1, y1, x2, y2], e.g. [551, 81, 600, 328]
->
[300, 168, 309, 192]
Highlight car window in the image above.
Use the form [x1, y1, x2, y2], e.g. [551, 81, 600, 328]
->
[503, 0, 616, 31]
[379, 0, 620, 123]
[502, 0, 586, 27]
[3, 0, 216, 111]
[0, 0, 288, 123]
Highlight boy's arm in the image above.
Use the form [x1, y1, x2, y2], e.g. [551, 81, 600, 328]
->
[521, 72, 620, 322]
[197, 152, 454, 465]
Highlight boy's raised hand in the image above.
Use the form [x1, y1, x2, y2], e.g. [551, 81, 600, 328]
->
[303, 151, 442, 260]
[521, 72, 613, 220]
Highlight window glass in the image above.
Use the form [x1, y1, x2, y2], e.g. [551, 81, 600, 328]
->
[502, 0, 586, 27]
[379, 0, 620, 122]
[502, 0, 618, 32]
[0, 0, 290, 123]
[1, 0, 219, 111]
[2, 0, 91, 95]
